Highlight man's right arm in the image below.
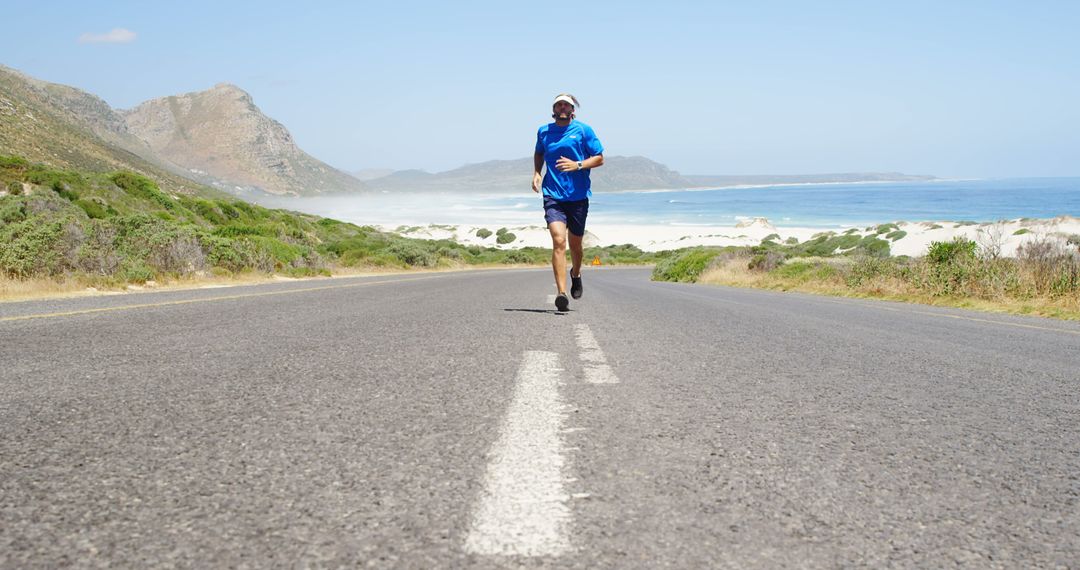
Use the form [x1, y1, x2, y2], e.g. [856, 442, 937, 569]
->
[532, 151, 545, 193]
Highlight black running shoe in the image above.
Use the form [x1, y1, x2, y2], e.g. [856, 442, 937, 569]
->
[555, 293, 569, 312]
[570, 274, 583, 299]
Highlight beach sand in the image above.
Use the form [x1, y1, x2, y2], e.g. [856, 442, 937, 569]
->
[390, 216, 1080, 257]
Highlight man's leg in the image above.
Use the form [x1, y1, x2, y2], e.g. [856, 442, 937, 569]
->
[548, 222, 568, 294]
[568, 232, 584, 278]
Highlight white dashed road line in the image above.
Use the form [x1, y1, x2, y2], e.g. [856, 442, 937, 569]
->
[464, 351, 573, 557]
[574, 324, 620, 384]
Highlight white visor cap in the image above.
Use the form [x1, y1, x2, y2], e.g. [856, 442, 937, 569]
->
[553, 94, 578, 108]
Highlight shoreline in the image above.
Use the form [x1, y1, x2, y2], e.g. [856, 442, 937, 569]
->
[391, 215, 1080, 257]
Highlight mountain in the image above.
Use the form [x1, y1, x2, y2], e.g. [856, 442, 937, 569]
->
[0, 65, 212, 196]
[364, 155, 691, 193]
[122, 84, 366, 196]
[361, 156, 937, 194]
[352, 168, 395, 181]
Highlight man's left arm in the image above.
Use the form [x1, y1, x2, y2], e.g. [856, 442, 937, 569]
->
[555, 126, 605, 171]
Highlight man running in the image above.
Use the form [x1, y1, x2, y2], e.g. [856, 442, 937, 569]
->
[532, 93, 605, 312]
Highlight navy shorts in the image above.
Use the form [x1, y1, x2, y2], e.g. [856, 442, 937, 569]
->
[543, 196, 590, 236]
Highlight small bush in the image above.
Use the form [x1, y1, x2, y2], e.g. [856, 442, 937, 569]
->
[748, 251, 784, 272]
[216, 201, 241, 219]
[652, 248, 723, 283]
[51, 180, 79, 202]
[845, 256, 894, 288]
[875, 223, 900, 234]
[504, 249, 533, 264]
[857, 236, 891, 257]
[0, 200, 26, 223]
[496, 232, 517, 245]
[775, 260, 837, 282]
[1013, 228, 1031, 236]
[6, 180, 22, 195]
[122, 263, 156, 284]
[110, 171, 176, 210]
[476, 228, 493, 239]
[0, 156, 30, 169]
[387, 241, 438, 267]
[76, 199, 109, 219]
[927, 238, 977, 265]
[885, 230, 907, 241]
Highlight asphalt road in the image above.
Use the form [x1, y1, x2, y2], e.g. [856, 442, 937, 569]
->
[1, 267, 1078, 568]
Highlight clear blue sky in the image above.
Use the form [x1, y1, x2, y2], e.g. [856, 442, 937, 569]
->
[4, 1, 1079, 177]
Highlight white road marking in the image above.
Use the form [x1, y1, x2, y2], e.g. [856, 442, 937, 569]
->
[574, 324, 620, 384]
[464, 351, 573, 557]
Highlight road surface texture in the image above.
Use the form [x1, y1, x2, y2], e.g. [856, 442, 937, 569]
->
[1, 268, 1078, 568]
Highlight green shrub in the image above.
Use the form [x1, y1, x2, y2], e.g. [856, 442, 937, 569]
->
[76, 199, 108, 219]
[214, 224, 278, 238]
[927, 238, 977, 265]
[857, 236, 891, 257]
[496, 232, 517, 244]
[190, 199, 226, 224]
[845, 256, 894, 287]
[923, 238, 979, 295]
[0, 200, 25, 223]
[6, 180, 22, 195]
[387, 241, 438, 267]
[0, 156, 30, 169]
[199, 234, 259, 272]
[248, 235, 303, 264]
[51, 180, 79, 202]
[785, 237, 798, 245]
[775, 261, 814, 279]
[1013, 228, 1030, 236]
[885, 230, 907, 241]
[122, 263, 156, 284]
[110, 171, 176, 210]
[748, 251, 784, 272]
[775, 260, 838, 282]
[504, 249, 533, 264]
[476, 228, 493, 239]
[651, 248, 722, 283]
[875, 223, 900, 234]
[0, 217, 68, 277]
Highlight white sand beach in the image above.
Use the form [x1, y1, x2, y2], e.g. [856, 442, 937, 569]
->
[390, 216, 1080, 257]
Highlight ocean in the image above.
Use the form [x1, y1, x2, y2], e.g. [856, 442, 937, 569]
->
[268, 177, 1080, 229]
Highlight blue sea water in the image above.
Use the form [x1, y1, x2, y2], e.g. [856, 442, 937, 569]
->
[485, 177, 1080, 228]
[269, 177, 1080, 229]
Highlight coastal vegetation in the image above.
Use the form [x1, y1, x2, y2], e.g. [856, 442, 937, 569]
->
[0, 156, 657, 299]
[651, 237, 1080, 320]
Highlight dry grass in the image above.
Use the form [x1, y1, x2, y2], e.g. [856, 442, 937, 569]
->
[698, 257, 1080, 321]
[0, 263, 547, 304]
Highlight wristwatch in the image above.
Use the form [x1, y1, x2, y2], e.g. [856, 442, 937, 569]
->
[577, 161, 583, 170]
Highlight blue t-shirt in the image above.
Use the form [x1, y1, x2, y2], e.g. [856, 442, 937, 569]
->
[535, 120, 604, 202]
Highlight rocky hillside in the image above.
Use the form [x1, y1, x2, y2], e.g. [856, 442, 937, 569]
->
[0, 65, 210, 196]
[123, 84, 366, 196]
